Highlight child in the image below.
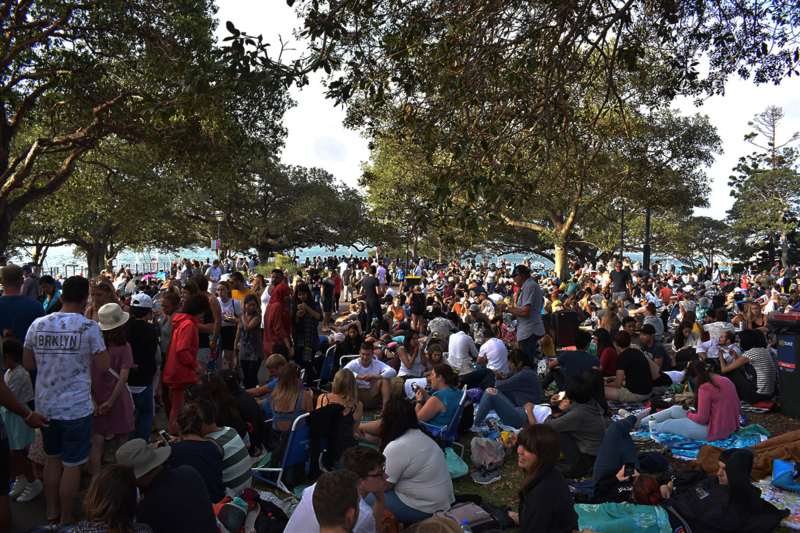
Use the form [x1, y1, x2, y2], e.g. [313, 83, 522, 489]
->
[1, 337, 40, 501]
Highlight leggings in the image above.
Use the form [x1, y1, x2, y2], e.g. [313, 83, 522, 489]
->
[641, 405, 708, 440]
[167, 387, 186, 434]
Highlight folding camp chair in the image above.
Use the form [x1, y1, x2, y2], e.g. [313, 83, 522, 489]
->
[252, 412, 311, 494]
[339, 354, 359, 369]
[314, 345, 337, 391]
[419, 385, 469, 457]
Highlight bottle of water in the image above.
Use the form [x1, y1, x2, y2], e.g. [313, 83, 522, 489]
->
[460, 519, 472, 532]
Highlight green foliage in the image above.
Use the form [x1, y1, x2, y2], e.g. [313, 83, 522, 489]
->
[255, 254, 299, 277]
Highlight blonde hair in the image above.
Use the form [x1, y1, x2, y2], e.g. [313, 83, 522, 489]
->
[271, 362, 302, 412]
[265, 353, 287, 370]
[331, 369, 358, 410]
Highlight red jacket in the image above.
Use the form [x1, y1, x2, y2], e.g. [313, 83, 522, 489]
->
[163, 313, 199, 387]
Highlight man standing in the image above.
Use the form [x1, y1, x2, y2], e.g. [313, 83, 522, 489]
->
[360, 265, 382, 329]
[21, 264, 40, 300]
[610, 261, 632, 302]
[508, 265, 544, 366]
[204, 259, 223, 293]
[0, 264, 44, 341]
[263, 269, 292, 356]
[23, 276, 110, 525]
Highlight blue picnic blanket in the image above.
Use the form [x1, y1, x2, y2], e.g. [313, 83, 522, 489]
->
[631, 423, 771, 460]
[576, 502, 672, 533]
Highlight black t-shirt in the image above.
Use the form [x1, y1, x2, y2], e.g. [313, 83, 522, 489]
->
[168, 441, 224, 503]
[616, 348, 653, 396]
[410, 292, 426, 315]
[138, 465, 217, 533]
[610, 270, 631, 293]
[361, 275, 379, 305]
[645, 342, 672, 372]
[128, 319, 160, 386]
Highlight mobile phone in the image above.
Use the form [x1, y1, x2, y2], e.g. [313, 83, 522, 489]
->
[554, 391, 566, 402]
[158, 430, 171, 445]
[624, 463, 635, 478]
[411, 383, 420, 393]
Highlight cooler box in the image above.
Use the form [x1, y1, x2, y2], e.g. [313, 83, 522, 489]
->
[770, 313, 800, 417]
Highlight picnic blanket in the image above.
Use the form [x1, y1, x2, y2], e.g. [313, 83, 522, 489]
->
[631, 424, 770, 460]
[575, 502, 672, 533]
[755, 479, 800, 530]
[740, 400, 777, 413]
[607, 399, 650, 412]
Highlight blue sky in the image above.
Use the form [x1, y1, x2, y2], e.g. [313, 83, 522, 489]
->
[216, 0, 800, 220]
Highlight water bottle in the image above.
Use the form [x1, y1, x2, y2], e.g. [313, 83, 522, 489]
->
[460, 519, 472, 532]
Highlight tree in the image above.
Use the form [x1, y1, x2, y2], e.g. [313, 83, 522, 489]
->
[287, 0, 771, 277]
[728, 106, 800, 267]
[188, 161, 369, 260]
[0, 1, 301, 256]
[12, 142, 199, 276]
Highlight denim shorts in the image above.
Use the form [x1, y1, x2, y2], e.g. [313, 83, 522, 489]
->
[41, 415, 92, 466]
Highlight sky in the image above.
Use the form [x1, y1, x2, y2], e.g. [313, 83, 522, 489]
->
[215, 0, 800, 221]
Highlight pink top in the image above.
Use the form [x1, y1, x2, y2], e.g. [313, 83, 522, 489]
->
[688, 375, 740, 441]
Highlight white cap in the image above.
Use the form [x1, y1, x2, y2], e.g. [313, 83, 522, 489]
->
[130, 293, 153, 309]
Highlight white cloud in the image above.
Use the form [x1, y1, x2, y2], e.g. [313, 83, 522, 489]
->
[216, 1, 800, 216]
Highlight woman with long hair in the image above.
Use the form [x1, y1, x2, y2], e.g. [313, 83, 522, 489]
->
[85, 278, 118, 321]
[290, 282, 322, 376]
[198, 373, 247, 438]
[510, 424, 578, 532]
[235, 293, 263, 388]
[413, 364, 461, 426]
[640, 360, 740, 441]
[719, 328, 778, 402]
[74, 464, 152, 533]
[91, 303, 135, 477]
[269, 362, 313, 434]
[593, 328, 617, 377]
[371, 397, 454, 524]
[216, 281, 240, 370]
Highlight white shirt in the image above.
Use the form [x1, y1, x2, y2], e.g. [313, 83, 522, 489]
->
[344, 357, 397, 389]
[447, 331, 478, 375]
[260, 286, 271, 328]
[283, 483, 377, 533]
[703, 321, 735, 343]
[24, 312, 106, 420]
[384, 429, 454, 514]
[479, 337, 510, 376]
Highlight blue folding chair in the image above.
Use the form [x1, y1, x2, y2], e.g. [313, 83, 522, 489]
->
[253, 412, 311, 494]
[314, 345, 337, 391]
[339, 354, 359, 369]
[419, 385, 469, 457]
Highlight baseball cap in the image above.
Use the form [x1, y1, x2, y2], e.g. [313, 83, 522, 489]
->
[130, 293, 153, 309]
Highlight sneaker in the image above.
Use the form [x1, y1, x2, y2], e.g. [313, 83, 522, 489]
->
[648, 418, 657, 435]
[471, 468, 502, 485]
[16, 479, 43, 502]
[8, 477, 27, 498]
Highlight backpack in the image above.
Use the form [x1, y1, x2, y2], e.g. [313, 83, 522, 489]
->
[470, 437, 505, 471]
[254, 500, 289, 533]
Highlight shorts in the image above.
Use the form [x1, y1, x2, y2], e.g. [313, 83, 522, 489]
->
[220, 326, 236, 351]
[322, 298, 334, 313]
[41, 415, 92, 466]
[357, 381, 384, 410]
[616, 387, 650, 403]
[197, 347, 211, 365]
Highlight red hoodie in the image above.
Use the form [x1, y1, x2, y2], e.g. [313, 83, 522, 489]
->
[163, 313, 199, 387]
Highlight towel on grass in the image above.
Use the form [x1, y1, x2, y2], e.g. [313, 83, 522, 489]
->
[631, 424, 770, 460]
[755, 479, 800, 530]
[575, 502, 672, 533]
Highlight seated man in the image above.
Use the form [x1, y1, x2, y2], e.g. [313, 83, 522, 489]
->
[525, 373, 607, 478]
[313, 470, 362, 533]
[116, 439, 217, 533]
[285, 447, 386, 533]
[344, 341, 396, 410]
[473, 349, 544, 428]
[605, 331, 653, 403]
[544, 329, 599, 390]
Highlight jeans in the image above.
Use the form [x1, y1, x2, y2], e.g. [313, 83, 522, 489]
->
[474, 391, 527, 428]
[592, 415, 638, 482]
[366, 490, 431, 524]
[641, 405, 708, 440]
[130, 385, 154, 441]
[241, 359, 260, 389]
[518, 334, 541, 366]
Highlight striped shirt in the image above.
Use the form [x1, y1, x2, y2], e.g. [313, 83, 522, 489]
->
[207, 426, 251, 495]
[742, 347, 778, 397]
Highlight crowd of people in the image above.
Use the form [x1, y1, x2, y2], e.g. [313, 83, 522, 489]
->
[0, 253, 798, 532]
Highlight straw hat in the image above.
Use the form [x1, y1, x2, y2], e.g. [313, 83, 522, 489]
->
[97, 302, 130, 331]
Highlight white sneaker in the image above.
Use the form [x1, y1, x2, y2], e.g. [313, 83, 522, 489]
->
[8, 477, 27, 498]
[16, 479, 43, 502]
[648, 418, 657, 435]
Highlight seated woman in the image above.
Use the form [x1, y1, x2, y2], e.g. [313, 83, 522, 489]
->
[316, 368, 363, 443]
[248, 353, 287, 405]
[473, 349, 544, 429]
[719, 328, 777, 403]
[220, 369, 268, 456]
[640, 360, 740, 441]
[666, 448, 788, 532]
[397, 331, 426, 378]
[594, 328, 618, 377]
[527, 373, 606, 479]
[269, 362, 314, 435]
[365, 398, 454, 524]
[200, 373, 248, 441]
[73, 464, 153, 533]
[414, 364, 462, 428]
[509, 424, 578, 533]
[168, 402, 224, 503]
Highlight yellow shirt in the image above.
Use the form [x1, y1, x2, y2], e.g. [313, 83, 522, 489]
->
[231, 288, 252, 306]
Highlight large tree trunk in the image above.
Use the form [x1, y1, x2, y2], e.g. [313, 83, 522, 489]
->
[0, 198, 12, 259]
[780, 230, 790, 268]
[554, 241, 568, 281]
[83, 243, 107, 278]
